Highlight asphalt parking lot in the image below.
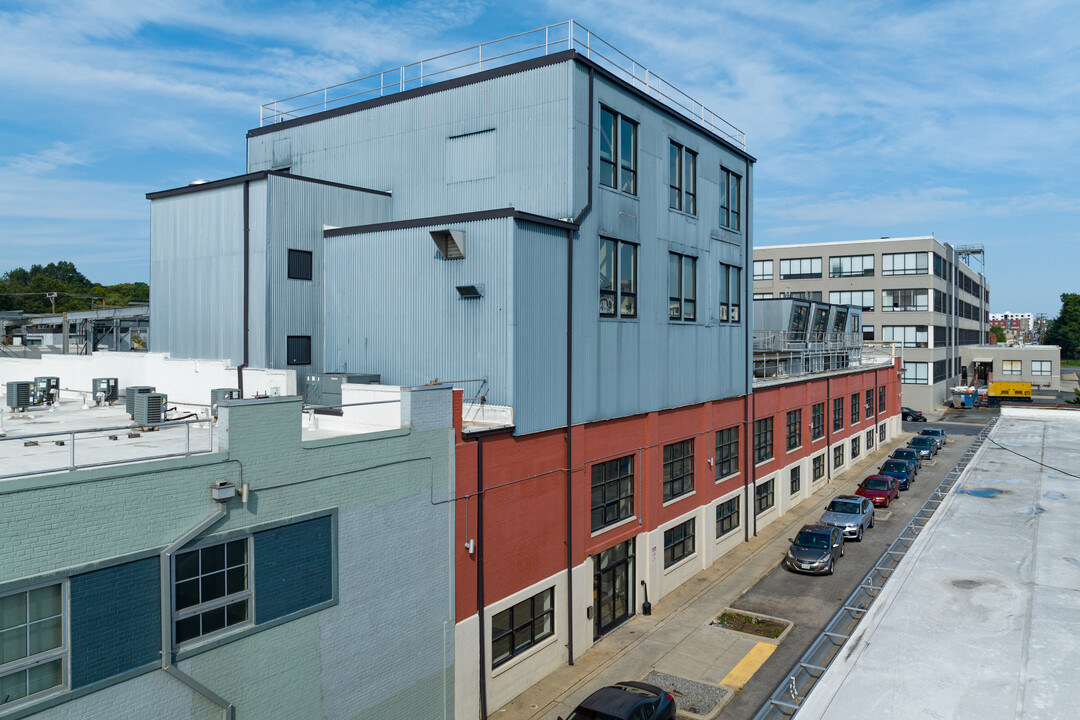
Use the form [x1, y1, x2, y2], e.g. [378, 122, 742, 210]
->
[718, 416, 991, 719]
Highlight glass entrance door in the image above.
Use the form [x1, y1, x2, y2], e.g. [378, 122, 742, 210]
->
[593, 539, 635, 638]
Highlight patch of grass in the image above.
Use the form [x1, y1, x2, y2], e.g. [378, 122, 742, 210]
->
[1061, 358, 1080, 368]
[714, 611, 788, 639]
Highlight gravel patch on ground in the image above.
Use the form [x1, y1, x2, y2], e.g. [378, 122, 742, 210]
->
[642, 671, 728, 717]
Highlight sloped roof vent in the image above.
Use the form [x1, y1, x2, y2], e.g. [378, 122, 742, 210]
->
[431, 229, 466, 260]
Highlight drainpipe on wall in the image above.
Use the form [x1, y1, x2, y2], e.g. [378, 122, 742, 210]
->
[745, 168, 755, 539]
[237, 181, 251, 396]
[159, 505, 234, 720]
[475, 434, 488, 720]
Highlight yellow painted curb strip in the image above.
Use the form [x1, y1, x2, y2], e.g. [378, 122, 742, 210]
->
[721, 641, 776, 688]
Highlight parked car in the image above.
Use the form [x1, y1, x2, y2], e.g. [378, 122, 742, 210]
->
[908, 435, 938, 458]
[784, 524, 845, 575]
[902, 407, 927, 422]
[890, 447, 923, 470]
[561, 681, 676, 720]
[819, 495, 875, 542]
[920, 427, 947, 449]
[856, 475, 900, 508]
[878, 459, 915, 490]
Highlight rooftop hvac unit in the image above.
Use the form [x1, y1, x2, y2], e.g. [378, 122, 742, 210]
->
[33, 376, 60, 405]
[211, 388, 241, 417]
[6, 381, 33, 411]
[303, 373, 380, 407]
[134, 392, 167, 425]
[93, 378, 119, 404]
[126, 386, 156, 417]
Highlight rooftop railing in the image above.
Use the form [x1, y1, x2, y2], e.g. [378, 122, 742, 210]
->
[260, 20, 746, 149]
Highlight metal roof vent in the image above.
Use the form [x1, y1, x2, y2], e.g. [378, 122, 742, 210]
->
[456, 284, 484, 300]
[431, 229, 465, 260]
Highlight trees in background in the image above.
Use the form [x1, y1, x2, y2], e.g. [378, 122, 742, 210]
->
[0, 262, 148, 313]
[1045, 293, 1080, 360]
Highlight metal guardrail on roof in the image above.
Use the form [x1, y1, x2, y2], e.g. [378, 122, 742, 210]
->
[751, 416, 999, 719]
[259, 20, 746, 149]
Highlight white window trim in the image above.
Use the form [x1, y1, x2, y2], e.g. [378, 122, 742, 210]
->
[0, 580, 69, 710]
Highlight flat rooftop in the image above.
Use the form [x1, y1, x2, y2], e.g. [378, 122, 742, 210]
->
[797, 406, 1080, 719]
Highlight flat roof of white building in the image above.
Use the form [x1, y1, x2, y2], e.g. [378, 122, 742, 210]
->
[797, 406, 1080, 719]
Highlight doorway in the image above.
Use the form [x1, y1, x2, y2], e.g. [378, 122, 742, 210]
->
[593, 538, 635, 638]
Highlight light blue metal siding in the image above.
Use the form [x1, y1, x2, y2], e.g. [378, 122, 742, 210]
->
[264, 175, 391, 378]
[569, 70, 753, 426]
[248, 62, 575, 222]
[511, 221, 569, 435]
[149, 184, 248, 364]
[323, 218, 516, 405]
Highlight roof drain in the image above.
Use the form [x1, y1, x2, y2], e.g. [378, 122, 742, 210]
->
[159, 502, 234, 719]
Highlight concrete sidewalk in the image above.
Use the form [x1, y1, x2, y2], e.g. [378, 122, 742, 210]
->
[494, 434, 911, 720]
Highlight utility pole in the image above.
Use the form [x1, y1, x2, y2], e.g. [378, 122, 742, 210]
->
[46, 292, 57, 313]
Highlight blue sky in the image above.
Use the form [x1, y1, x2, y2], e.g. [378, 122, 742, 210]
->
[1, 0, 1076, 315]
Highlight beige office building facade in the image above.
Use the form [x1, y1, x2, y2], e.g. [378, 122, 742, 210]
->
[753, 236, 989, 411]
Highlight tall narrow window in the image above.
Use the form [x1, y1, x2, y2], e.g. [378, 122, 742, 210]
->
[669, 142, 697, 214]
[851, 393, 860, 425]
[718, 263, 741, 323]
[753, 417, 774, 463]
[811, 403, 824, 440]
[833, 398, 844, 431]
[715, 427, 739, 479]
[786, 409, 802, 451]
[662, 440, 694, 501]
[720, 166, 741, 230]
[866, 389, 874, 419]
[599, 239, 637, 319]
[669, 253, 697, 321]
[600, 107, 637, 194]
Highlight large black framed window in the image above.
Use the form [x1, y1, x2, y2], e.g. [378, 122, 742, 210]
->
[811, 403, 824, 440]
[878, 386, 886, 415]
[716, 498, 739, 538]
[668, 253, 697, 321]
[833, 398, 844, 432]
[719, 166, 741, 230]
[813, 454, 825, 481]
[851, 393, 860, 425]
[591, 456, 634, 532]
[834, 444, 844, 469]
[599, 238, 638, 319]
[755, 479, 774, 515]
[663, 519, 695, 568]
[491, 588, 554, 668]
[662, 440, 694, 502]
[599, 107, 637, 195]
[669, 141, 697, 214]
[714, 427, 739, 479]
[790, 466, 801, 495]
[174, 538, 251, 646]
[753, 417, 774, 464]
[865, 390, 874, 419]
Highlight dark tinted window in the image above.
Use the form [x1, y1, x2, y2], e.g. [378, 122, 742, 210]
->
[287, 249, 313, 280]
[286, 336, 311, 365]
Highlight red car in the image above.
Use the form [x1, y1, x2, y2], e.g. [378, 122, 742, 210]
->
[855, 475, 899, 508]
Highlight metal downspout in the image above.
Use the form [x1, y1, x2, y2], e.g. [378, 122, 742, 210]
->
[476, 435, 488, 720]
[565, 66, 594, 667]
[745, 167, 756, 538]
[159, 507, 234, 720]
[238, 181, 250, 396]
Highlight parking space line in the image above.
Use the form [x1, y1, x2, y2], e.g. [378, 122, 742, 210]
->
[721, 641, 776, 688]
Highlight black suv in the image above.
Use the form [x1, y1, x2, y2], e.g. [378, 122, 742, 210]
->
[901, 406, 926, 422]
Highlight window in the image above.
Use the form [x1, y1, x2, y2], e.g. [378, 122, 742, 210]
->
[719, 166, 741, 230]
[755, 479, 774, 515]
[669, 142, 696, 214]
[786, 410, 802, 451]
[851, 435, 860, 459]
[664, 519, 695, 567]
[829, 254, 874, 278]
[753, 293, 773, 299]
[833, 444, 844, 469]
[287, 249, 313, 280]
[866, 429, 875, 450]
[1002, 360, 1022, 376]
[865, 390, 874, 419]
[174, 538, 252, 646]
[599, 107, 637, 194]
[1032, 360, 1052, 376]
[790, 466, 801, 495]
[669, 253, 697, 321]
[934, 359, 948, 384]
[833, 398, 843, 432]
[863, 325, 874, 342]
[780, 291, 822, 301]
[881, 252, 928, 276]
[0, 583, 66, 707]
[715, 427, 739, 480]
[591, 456, 634, 531]
[663, 440, 694, 502]
[813, 454, 825, 481]
[879, 423, 886, 443]
[882, 288, 929, 312]
[753, 417, 774, 464]
[851, 393, 860, 425]
[286, 336, 311, 365]
[934, 289, 948, 314]
[716, 498, 739, 538]
[599, 239, 637, 318]
[718, 263, 742, 323]
[491, 588, 554, 668]
[882, 326, 929, 348]
[829, 290, 874, 312]
[811, 403, 824, 440]
[753, 260, 773, 281]
[901, 361, 929, 385]
[878, 386, 886, 414]
[779, 257, 822, 280]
